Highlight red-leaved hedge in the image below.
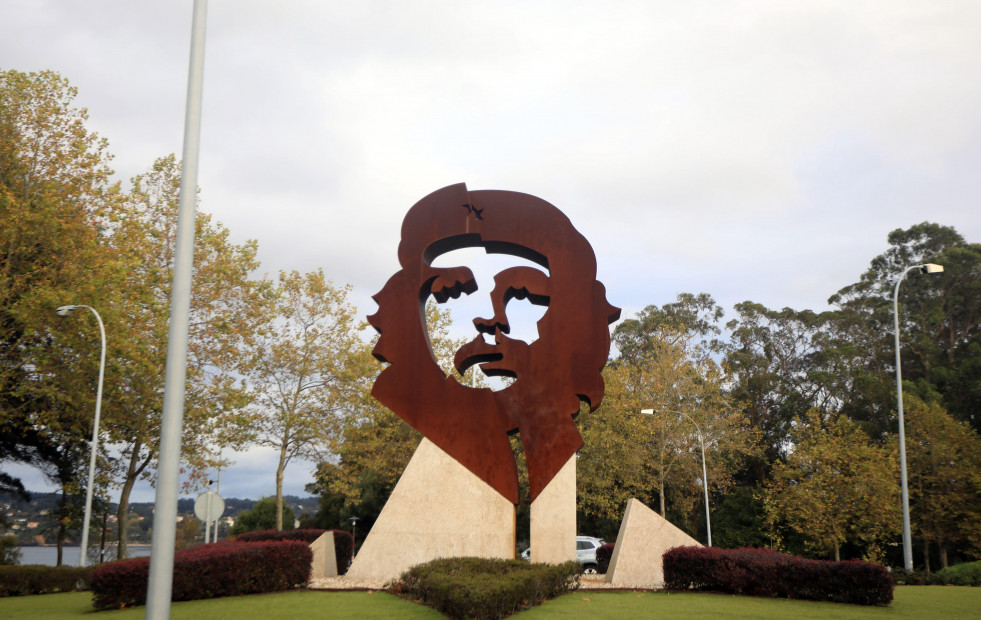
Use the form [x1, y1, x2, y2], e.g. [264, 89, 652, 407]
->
[596, 543, 615, 574]
[234, 528, 354, 574]
[90, 540, 311, 609]
[663, 546, 894, 606]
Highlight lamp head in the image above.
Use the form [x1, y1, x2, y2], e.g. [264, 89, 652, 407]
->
[640, 409, 654, 415]
[55, 305, 78, 317]
[921, 263, 944, 274]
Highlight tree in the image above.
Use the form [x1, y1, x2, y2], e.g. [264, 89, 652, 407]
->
[175, 516, 201, 550]
[0, 69, 115, 499]
[763, 410, 900, 561]
[242, 270, 365, 530]
[613, 292, 724, 365]
[228, 497, 294, 536]
[99, 155, 262, 557]
[905, 395, 981, 568]
[0, 535, 20, 565]
[307, 301, 475, 539]
[578, 329, 757, 539]
[830, 223, 981, 432]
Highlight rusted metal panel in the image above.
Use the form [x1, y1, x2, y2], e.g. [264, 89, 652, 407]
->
[369, 183, 620, 504]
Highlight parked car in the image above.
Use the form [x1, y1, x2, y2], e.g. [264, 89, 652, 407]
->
[576, 536, 605, 573]
[520, 536, 606, 573]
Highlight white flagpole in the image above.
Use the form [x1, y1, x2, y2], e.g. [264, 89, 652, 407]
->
[146, 1, 208, 617]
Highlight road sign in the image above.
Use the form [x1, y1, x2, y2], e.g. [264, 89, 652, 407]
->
[194, 491, 224, 522]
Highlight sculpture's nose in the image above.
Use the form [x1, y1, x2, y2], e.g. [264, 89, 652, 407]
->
[473, 313, 509, 336]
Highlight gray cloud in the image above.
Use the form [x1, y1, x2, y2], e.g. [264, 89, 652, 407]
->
[4, 1, 980, 499]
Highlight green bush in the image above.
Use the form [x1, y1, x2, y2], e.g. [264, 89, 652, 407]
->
[0, 565, 93, 596]
[902, 561, 981, 586]
[0, 536, 20, 565]
[228, 497, 295, 536]
[389, 557, 580, 620]
[938, 561, 981, 585]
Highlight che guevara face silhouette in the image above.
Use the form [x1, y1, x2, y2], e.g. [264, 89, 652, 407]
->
[369, 183, 620, 504]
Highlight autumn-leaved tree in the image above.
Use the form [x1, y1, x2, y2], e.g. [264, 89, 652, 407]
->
[578, 329, 757, 540]
[764, 409, 900, 561]
[905, 395, 981, 569]
[243, 270, 366, 530]
[101, 155, 262, 556]
[0, 69, 117, 548]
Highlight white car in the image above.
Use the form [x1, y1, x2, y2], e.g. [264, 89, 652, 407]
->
[520, 536, 606, 573]
[576, 536, 605, 573]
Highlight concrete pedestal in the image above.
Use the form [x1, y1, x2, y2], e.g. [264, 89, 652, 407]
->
[346, 438, 515, 582]
[606, 498, 701, 588]
[309, 531, 338, 579]
[530, 454, 576, 564]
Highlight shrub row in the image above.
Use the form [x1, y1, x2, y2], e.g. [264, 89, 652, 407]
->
[234, 528, 354, 574]
[902, 561, 981, 586]
[596, 543, 615, 574]
[0, 565, 93, 597]
[390, 557, 581, 620]
[90, 540, 311, 609]
[663, 546, 894, 606]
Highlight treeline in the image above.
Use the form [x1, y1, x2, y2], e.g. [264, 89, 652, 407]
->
[0, 69, 387, 562]
[576, 232, 981, 570]
[2, 69, 978, 572]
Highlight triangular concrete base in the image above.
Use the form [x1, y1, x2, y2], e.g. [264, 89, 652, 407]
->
[346, 438, 515, 582]
[606, 498, 702, 588]
[309, 531, 338, 579]
[530, 454, 576, 564]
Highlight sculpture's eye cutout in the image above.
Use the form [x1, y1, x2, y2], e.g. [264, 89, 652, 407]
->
[429, 248, 549, 344]
[427, 248, 549, 389]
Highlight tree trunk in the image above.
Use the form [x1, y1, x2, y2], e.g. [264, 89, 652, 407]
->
[834, 540, 840, 562]
[939, 542, 948, 569]
[99, 512, 108, 564]
[117, 441, 149, 559]
[275, 442, 288, 531]
[56, 490, 67, 566]
[923, 539, 931, 574]
[658, 478, 666, 516]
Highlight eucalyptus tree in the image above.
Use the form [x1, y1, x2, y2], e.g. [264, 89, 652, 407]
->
[830, 223, 981, 432]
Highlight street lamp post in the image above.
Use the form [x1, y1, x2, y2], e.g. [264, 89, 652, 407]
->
[640, 408, 711, 546]
[893, 262, 944, 572]
[56, 304, 106, 568]
[349, 516, 360, 552]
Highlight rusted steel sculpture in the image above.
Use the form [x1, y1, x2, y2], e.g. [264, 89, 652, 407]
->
[369, 183, 620, 504]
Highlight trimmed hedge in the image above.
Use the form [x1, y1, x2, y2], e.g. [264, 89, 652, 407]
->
[596, 543, 615, 574]
[90, 540, 311, 609]
[663, 546, 894, 606]
[234, 528, 354, 574]
[0, 565, 93, 597]
[389, 557, 581, 620]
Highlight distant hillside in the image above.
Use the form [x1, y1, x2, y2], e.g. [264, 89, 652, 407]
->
[1, 491, 320, 544]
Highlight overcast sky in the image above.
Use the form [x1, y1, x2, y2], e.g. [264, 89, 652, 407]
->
[3, 1, 979, 506]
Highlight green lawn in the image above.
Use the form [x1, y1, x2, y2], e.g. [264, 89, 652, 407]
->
[517, 587, 981, 619]
[0, 586, 977, 619]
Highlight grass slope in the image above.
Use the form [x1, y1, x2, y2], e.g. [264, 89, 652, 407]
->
[1, 586, 978, 619]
